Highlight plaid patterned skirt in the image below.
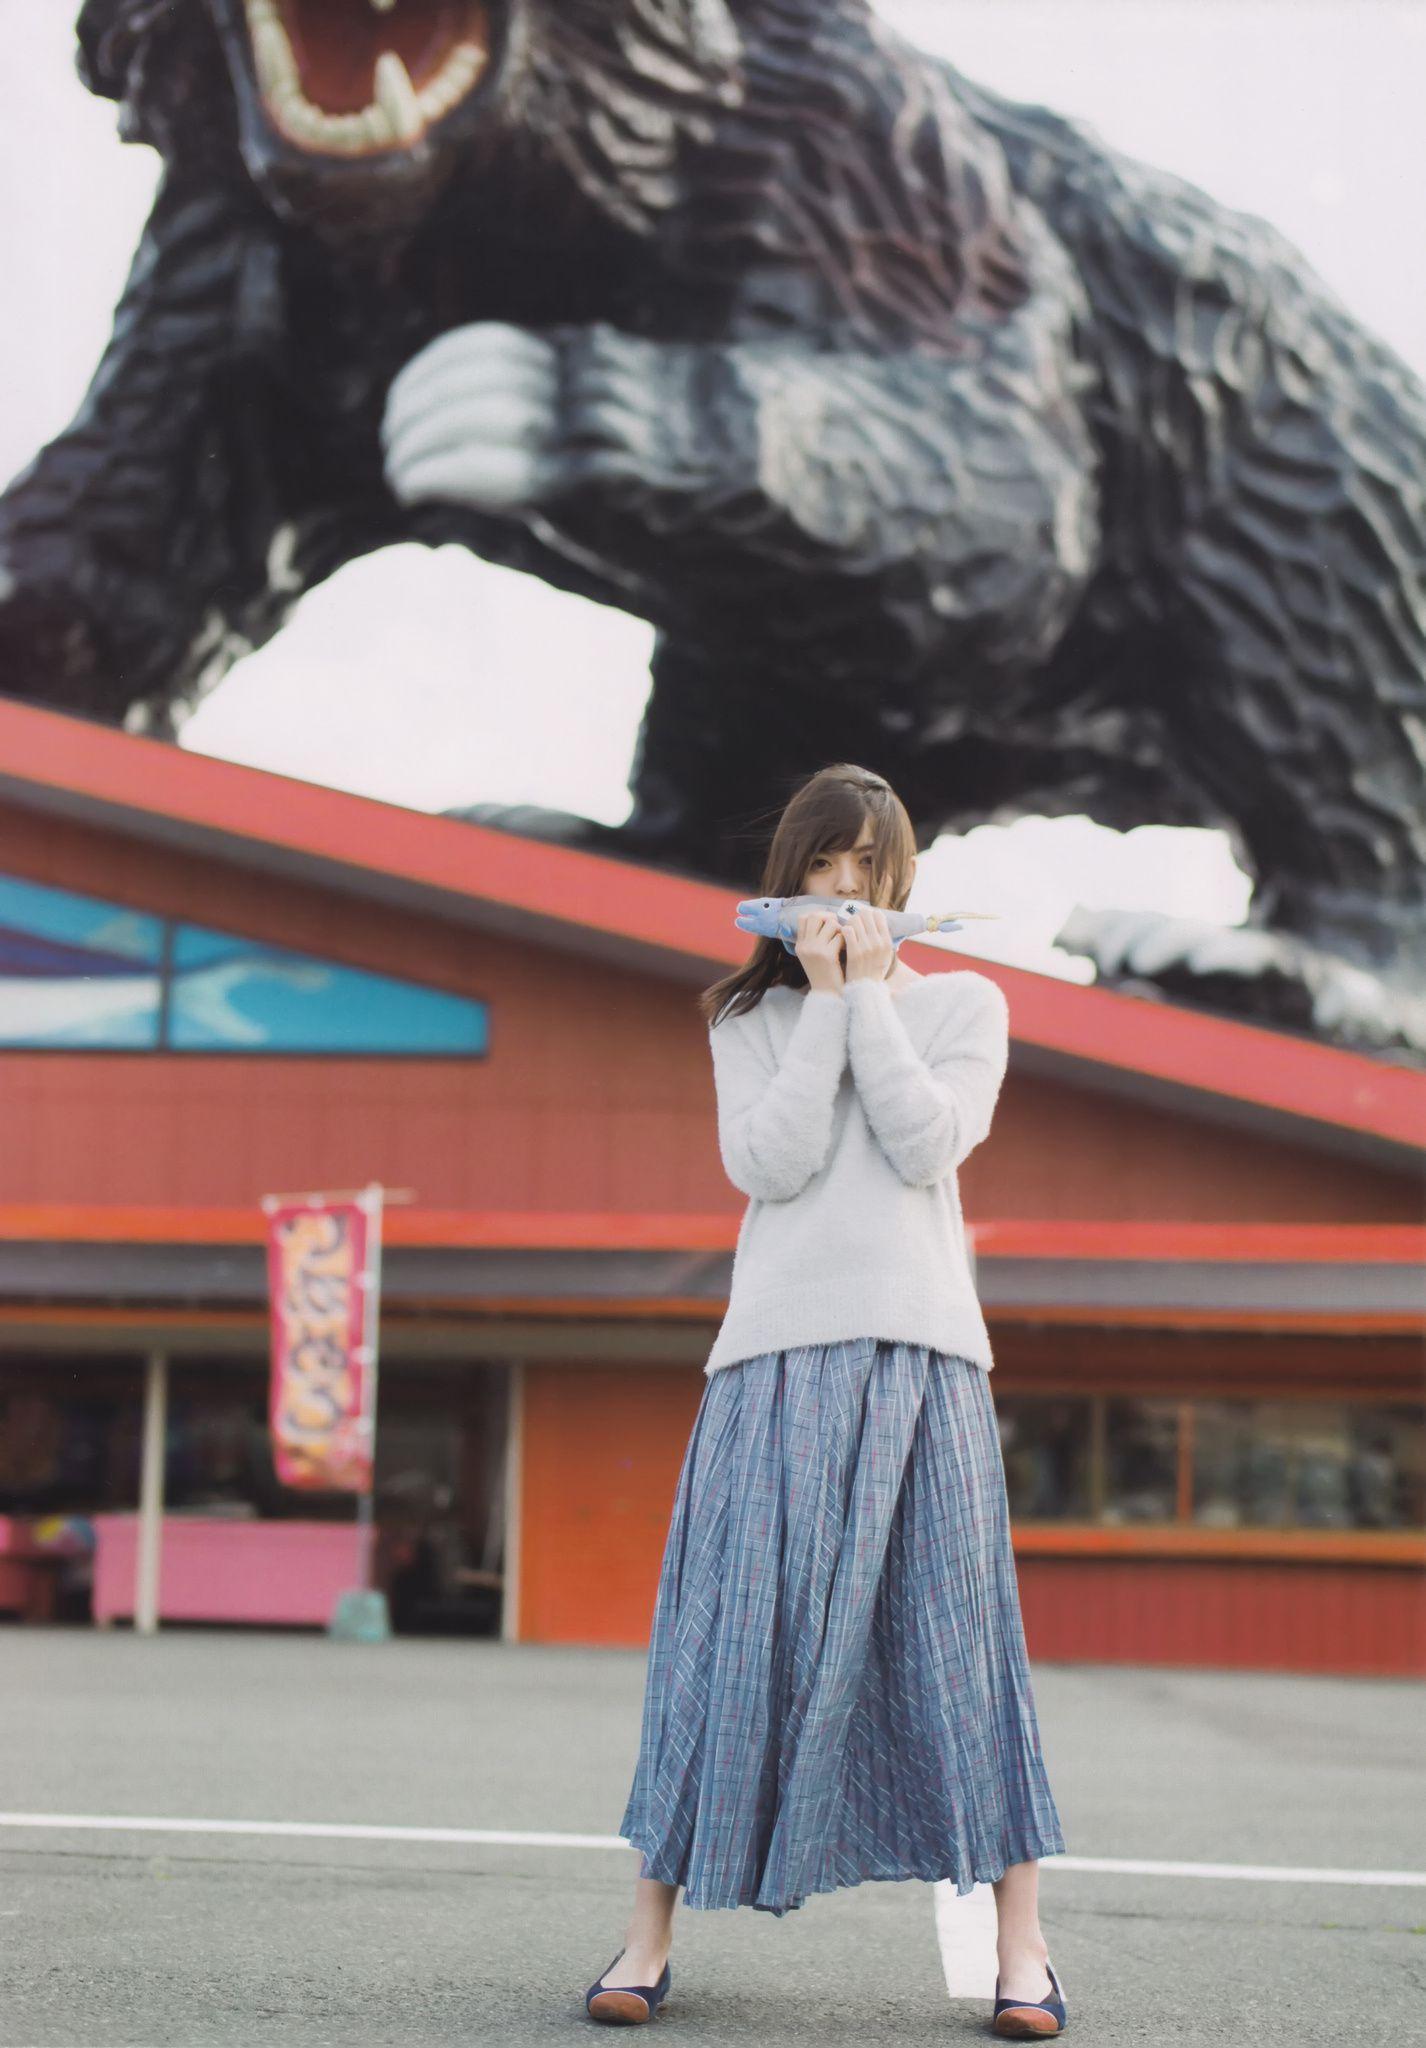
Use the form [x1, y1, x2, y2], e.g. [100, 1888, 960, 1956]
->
[618, 1339, 1066, 1916]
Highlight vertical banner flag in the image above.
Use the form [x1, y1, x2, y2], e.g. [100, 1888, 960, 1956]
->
[262, 1185, 384, 1493]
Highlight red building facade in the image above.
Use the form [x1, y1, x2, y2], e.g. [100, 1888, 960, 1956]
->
[1, 700, 1422, 1673]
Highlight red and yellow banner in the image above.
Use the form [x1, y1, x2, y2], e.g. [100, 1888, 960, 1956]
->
[262, 1186, 383, 1493]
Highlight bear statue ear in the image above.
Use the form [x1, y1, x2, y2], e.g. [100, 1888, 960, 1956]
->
[72, 0, 230, 157]
[76, 0, 137, 102]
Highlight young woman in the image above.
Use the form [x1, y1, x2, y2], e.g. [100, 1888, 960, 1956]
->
[585, 764, 1068, 2037]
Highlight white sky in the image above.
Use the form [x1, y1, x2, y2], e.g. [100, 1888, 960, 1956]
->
[3, 0, 1421, 979]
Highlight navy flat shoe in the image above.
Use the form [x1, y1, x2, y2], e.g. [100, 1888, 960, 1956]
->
[991, 1957, 1067, 2037]
[585, 1947, 673, 2025]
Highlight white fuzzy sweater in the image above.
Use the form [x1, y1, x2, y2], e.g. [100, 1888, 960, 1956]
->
[703, 971, 1010, 1377]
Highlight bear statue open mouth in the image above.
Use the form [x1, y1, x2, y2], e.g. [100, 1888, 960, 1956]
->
[244, 0, 497, 155]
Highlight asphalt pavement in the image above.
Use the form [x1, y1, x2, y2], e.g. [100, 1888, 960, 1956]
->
[0, 1628, 1421, 2046]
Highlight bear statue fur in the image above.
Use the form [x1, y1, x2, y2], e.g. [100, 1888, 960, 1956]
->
[1, 0, 1423, 1056]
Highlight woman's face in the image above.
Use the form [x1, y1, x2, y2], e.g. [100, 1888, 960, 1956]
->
[802, 825, 878, 902]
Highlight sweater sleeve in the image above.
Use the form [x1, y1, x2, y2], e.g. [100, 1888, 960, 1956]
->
[708, 990, 849, 1202]
[843, 973, 1010, 1187]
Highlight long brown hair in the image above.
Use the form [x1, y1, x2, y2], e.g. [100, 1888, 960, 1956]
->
[698, 763, 918, 1028]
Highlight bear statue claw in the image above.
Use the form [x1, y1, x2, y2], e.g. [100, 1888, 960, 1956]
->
[1055, 905, 1426, 1062]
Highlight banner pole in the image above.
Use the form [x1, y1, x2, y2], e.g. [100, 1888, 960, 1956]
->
[356, 1181, 385, 1593]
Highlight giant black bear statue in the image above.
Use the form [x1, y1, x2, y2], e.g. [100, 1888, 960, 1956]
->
[2, 0, 1423, 1055]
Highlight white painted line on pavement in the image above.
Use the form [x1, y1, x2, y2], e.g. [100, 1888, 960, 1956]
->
[1038, 1853, 1426, 1885]
[0, 1814, 619, 1849]
[1, 1815, 1422, 1888]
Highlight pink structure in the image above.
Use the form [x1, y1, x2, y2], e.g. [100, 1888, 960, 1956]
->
[92, 1515, 365, 1628]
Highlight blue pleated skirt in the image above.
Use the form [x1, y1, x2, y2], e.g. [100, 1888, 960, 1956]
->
[618, 1338, 1066, 1916]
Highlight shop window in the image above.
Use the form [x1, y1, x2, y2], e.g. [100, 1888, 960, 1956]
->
[0, 1387, 141, 1512]
[165, 1399, 272, 1515]
[994, 1391, 1424, 1532]
[0, 871, 488, 1054]
[1192, 1400, 1425, 1531]
[1102, 1398, 1181, 1522]
[997, 1398, 1093, 1519]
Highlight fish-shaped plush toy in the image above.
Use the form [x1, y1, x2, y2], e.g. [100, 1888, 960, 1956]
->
[735, 895, 997, 956]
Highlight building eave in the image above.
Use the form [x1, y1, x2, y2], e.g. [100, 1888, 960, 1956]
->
[0, 1208, 1420, 1331]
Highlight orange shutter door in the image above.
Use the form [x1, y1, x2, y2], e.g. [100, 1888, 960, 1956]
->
[519, 1364, 705, 1646]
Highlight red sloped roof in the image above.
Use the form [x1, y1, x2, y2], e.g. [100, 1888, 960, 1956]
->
[1, 697, 1422, 1158]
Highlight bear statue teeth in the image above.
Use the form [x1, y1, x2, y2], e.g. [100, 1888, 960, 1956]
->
[240, 0, 488, 156]
[374, 51, 423, 145]
[252, 19, 298, 101]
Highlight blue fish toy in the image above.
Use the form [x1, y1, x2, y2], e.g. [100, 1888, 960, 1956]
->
[734, 895, 995, 956]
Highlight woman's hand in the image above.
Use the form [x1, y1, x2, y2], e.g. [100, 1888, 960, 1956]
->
[841, 906, 895, 984]
[794, 908, 848, 993]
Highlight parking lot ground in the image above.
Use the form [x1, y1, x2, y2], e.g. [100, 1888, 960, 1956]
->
[0, 1629, 1421, 2046]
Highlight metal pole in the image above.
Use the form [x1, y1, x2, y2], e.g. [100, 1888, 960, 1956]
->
[134, 1348, 168, 1636]
[357, 1183, 385, 1591]
[501, 1360, 524, 1644]
[356, 1479, 375, 1593]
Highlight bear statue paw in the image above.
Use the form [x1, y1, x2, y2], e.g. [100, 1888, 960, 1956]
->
[1055, 904, 1426, 1063]
[381, 322, 726, 524]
